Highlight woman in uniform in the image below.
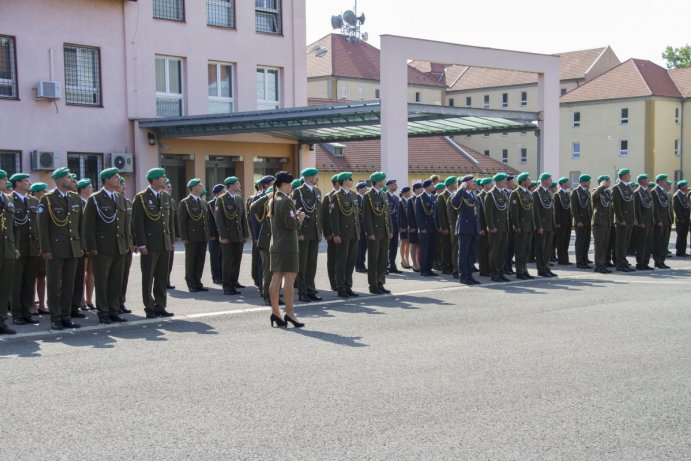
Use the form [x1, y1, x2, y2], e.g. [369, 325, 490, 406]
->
[268, 171, 306, 328]
[29, 182, 49, 316]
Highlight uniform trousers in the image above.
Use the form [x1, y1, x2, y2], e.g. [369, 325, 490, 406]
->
[614, 224, 634, 267]
[0, 258, 15, 326]
[534, 231, 554, 273]
[12, 255, 40, 319]
[47, 257, 77, 322]
[120, 250, 132, 307]
[477, 235, 490, 275]
[633, 225, 653, 267]
[298, 238, 319, 295]
[574, 225, 591, 265]
[208, 238, 222, 283]
[458, 234, 478, 280]
[93, 253, 125, 318]
[555, 223, 572, 263]
[653, 225, 671, 264]
[488, 231, 508, 278]
[259, 248, 272, 301]
[593, 225, 611, 270]
[221, 241, 244, 290]
[388, 230, 399, 270]
[184, 242, 207, 290]
[419, 231, 437, 272]
[355, 230, 367, 270]
[676, 221, 689, 255]
[140, 250, 169, 312]
[326, 240, 337, 289]
[71, 255, 86, 311]
[367, 237, 388, 288]
[335, 237, 357, 290]
[513, 231, 532, 275]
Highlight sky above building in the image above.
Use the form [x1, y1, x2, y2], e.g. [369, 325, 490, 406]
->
[306, 0, 690, 67]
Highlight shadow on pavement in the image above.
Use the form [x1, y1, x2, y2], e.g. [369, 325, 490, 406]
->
[286, 328, 368, 348]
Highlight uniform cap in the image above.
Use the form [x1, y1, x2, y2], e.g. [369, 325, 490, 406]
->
[493, 172, 507, 182]
[550, 181, 558, 188]
[291, 179, 302, 189]
[77, 178, 91, 190]
[597, 175, 610, 183]
[300, 167, 319, 178]
[401, 186, 411, 193]
[617, 168, 630, 176]
[579, 174, 591, 182]
[385, 178, 397, 186]
[677, 180, 688, 187]
[331, 174, 339, 183]
[51, 167, 70, 180]
[165, 178, 171, 185]
[356, 181, 368, 190]
[224, 176, 238, 185]
[70, 173, 78, 180]
[119, 177, 126, 185]
[539, 172, 552, 180]
[656, 173, 668, 181]
[30, 182, 48, 193]
[99, 167, 119, 181]
[516, 172, 530, 182]
[422, 179, 433, 188]
[558, 176, 569, 185]
[9, 173, 29, 182]
[187, 178, 201, 188]
[260, 175, 275, 185]
[212, 184, 225, 194]
[636, 173, 649, 181]
[529, 180, 538, 188]
[460, 175, 474, 183]
[444, 176, 457, 186]
[370, 171, 387, 183]
[146, 167, 166, 180]
[506, 175, 515, 181]
[434, 183, 445, 190]
[337, 171, 353, 182]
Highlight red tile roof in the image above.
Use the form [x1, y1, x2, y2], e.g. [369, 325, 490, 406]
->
[558, 47, 609, 80]
[560, 59, 683, 103]
[668, 68, 691, 98]
[307, 34, 445, 87]
[316, 136, 517, 176]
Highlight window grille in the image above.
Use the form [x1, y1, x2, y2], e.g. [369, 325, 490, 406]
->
[207, 0, 234, 28]
[64, 45, 101, 106]
[0, 36, 18, 99]
[256, 0, 281, 34]
[154, 0, 185, 21]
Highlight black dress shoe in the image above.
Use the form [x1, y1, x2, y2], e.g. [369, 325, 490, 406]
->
[490, 276, 504, 282]
[0, 325, 17, 334]
[390, 268, 403, 274]
[298, 294, 312, 303]
[198, 287, 209, 292]
[235, 283, 247, 289]
[676, 253, 689, 257]
[500, 275, 511, 282]
[537, 271, 551, 277]
[71, 311, 87, 319]
[188, 288, 200, 293]
[50, 321, 64, 330]
[516, 273, 528, 280]
[212, 279, 223, 285]
[606, 262, 615, 268]
[119, 305, 132, 314]
[109, 314, 128, 323]
[525, 273, 535, 279]
[558, 261, 573, 266]
[472, 266, 479, 272]
[421, 270, 434, 277]
[61, 320, 81, 329]
[378, 286, 391, 294]
[503, 269, 515, 275]
[99, 317, 112, 325]
[346, 289, 359, 297]
[224, 289, 240, 295]
[308, 294, 323, 301]
[369, 287, 383, 294]
[547, 271, 558, 277]
[412, 268, 421, 273]
[616, 266, 631, 272]
[644, 265, 655, 270]
[166, 285, 175, 290]
[337, 290, 350, 298]
[587, 259, 594, 264]
[13, 318, 27, 325]
[155, 307, 174, 317]
[459, 279, 473, 285]
[470, 278, 482, 285]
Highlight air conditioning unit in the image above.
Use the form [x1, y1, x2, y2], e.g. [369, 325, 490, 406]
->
[36, 81, 62, 100]
[31, 151, 56, 171]
[107, 153, 134, 173]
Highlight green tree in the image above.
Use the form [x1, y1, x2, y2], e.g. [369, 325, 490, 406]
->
[662, 45, 691, 69]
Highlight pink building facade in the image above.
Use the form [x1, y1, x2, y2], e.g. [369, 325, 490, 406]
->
[0, 0, 307, 198]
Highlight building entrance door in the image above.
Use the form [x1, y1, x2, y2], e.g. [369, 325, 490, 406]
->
[205, 155, 239, 190]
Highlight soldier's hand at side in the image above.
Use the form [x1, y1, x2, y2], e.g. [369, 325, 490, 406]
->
[388, 233, 393, 239]
[15, 250, 20, 260]
[220, 238, 229, 244]
[333, 236, 342, 244]
[556, 224, 561, 229]
[368, 234, 376, 240]
[298, 235, 305, 241]
[479, 230, 486, 236]
[489, 228, 497, 234]
[140, 247, 149, 256]
[515, 228, 522, 235]
[576, 222, 584, 228]
[43, 252, 53, 261]
[182, 240, 189, 245]
[90, 250, 98, 256]
[537, 228, 544, 235]
[420, 229, 427, 234]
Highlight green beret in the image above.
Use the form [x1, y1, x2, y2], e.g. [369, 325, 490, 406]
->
[516, 172, 530, 182]
[187, 178, 201, 188]
[146, 167, 166, 181]
[9, 173, 29, 183]
[444, 176, 457, 186]
[617, 168, 630, 176]
[434, 183, 445, 190]
[636, 173, 649, 181]
[165, 178, 171, 185]
[337, 171, 353, 182]
[539, 172, 552, 180]
[493, 172, 507, 182]
[647, 183, 655, 188]
[331, 174, 339, 183]
[558, 176, 569, 185]
[301, 167, 319, 177]
[100, 167, 119, 181]
[224, 176, 238, 185]
[119, 176, 126, 185]
[70, 173, 77, 180]
[473, 179, 481, 185]
[30, 182, 48, 193]
[254, 179, 261, 186]
[529, 180, 538, 188]
[677, 180, 688, 187]
[0, 169, 7, 179]
[51, 167, 70, 180]
[266, 186, 273, 194]
[291, 179, 302, 189]
[656, 173, 668, 181]
[597, 175, 610, 182]
[579, 174, 591, 182]
[482, 178, 493, 186]
[370, 171, 387, 183]
[77, 179, 91, 190]
[550, 181, 557, 188]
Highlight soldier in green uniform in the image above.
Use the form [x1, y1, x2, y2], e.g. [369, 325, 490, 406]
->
[321, 175, 340, 291]
[632, 174, 655, 271]
[249, 178, 275, 305]
[215, 176, 249, 296]
[592, 175, 613, 273]
[445, 177, 460, 278]
[570, 174, 593, 269]
[476, 178, 492, 276]
[132, 167, 175, 318]
[39, 167, 84, 330]
[509, 172, 535, 280]
[532, 172, 557, 277]
[164, 179, 179, 289]
[247, 179, 262, 291]
[330, 171, 360, 298]
[554, 177, 573, 265]
[178, 178, 210, 292]
[673, 180, 690, 256]
[117, 176, 133, 314]
[363, 171, 392, 294]
[611, 168, 636, 271]
[437, 176, 456, 275]
[485, 173, 511, 282]
[292, 167, 323, 303]
[71, 178, 93, 317]
[652, 174, 672, 269]
[9, 173, 40, 326]
[83, 167, 129, 324]
[0, 170, 19, 335]
[268, 171, 306, 328]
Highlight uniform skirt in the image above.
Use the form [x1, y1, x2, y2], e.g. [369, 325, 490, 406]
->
[270, 251, 299, 273]
[408, 230, 420, 244]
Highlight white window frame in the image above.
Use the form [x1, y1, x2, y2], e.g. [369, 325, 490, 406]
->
[501, 92, 508, 108]
[257, 66, 280, 110]
[619, 139, 628, 157]
[501, 149, 509, 163]
[0, 35, 18, 99]
[520, 148, 527, 164]
[483, 94, 490, 109]
[572, 111, 581, 128]
[358, 87, 364, 100]
[520, 91, 527, 107]
[340, 84, 348, 100]
[620, 107, 629, 125]
[255, 0, 281, 34]
[208, 61, 234, 114]
[156, 55, 184, 117]
[572, 142, 581, 160]
[465, 96, 471, 107]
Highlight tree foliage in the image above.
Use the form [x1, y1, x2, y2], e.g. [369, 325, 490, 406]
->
[662, 45, 691, 69]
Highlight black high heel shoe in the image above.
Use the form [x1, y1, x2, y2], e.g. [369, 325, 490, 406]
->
[284, 314, 304, 328]
[270, 313, 287, 328]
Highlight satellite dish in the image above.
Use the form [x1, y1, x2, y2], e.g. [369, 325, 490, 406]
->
[342, 10, 357, 26]
[362, 32, 368, 41]
[331, 15, 343, 29]
[358, 13, 366, 25]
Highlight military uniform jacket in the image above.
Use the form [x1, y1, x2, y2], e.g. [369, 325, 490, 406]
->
[554, 189, 572, 226]
[612, 182, 636, 225]
[652, 186, 672, 226]
[132, 188, 174, 251]
[329, 189, 359, 240]
[477, 191, 488, 232]
[124, 197, 134, 249]
[387, 191, 400, 229]
[406, 196, 417, 231]
[509, 187, 534, 233]
[436, 190, 451, 233]
[414, 192, 438, 234]
[178, 195, 210, 243]
[208, 198, 219, 240]
[532, 187, 555, 231]
[634, 187, 655, 227]
[38, 189, 83, 259]
[451, 189, 480, 235]
[321, 190, 335, 238]
[269, 192, 300, 254]
[249, 193, 272, 250]
[363, 188, 392, 239]
[12, 192, 40, 257]
[0, 192, 19, 259]
[570, 186, 593, 226]
[292, 185, 322, 240]
[83, 189, 128, 256]
[445, 193, 459, 236]
[484, 187, 509, 232]
[592, 186, 613, 227]
[170, 198, 180, 240]
[215, 192, 249, 242]
[673, 190, 690, 224]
